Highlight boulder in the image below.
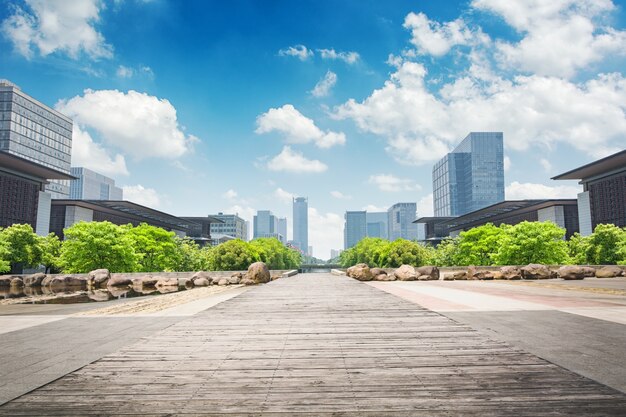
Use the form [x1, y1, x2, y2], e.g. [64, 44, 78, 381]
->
[448, 270, 468, 280]
[47, 275, 87, 289]
[416, 266, 439, 281]
[194, 277, 210, 287]
[346, 263, 373, 281]
[132, 275, 158, 287]
[595, 266, 624, 278]
[229, 275, 241, 285]
[240, 278, 256, 286]
[375, 273, 396, 281]
[370, 268, 387, 277]
[394, 265, 417, 281]
[178, 277, 193, 288]
[41, 275, 54, 286]
[581, 267, 596, 278]
[500, 266, 522, 280]
[155, 277, 179, 287]
[107, 275, 133, 287]
[245, 262, 270, 284]
[557, 266, 586, 280]
[0, 276, 13, 287]
[23, 273, 46, 287]
[10, 277, 24, 288]
[88, 269, 110, 287]
[521, 264, 551, 280]
[217, 278, 230, 286]
[491, 271, 505, 280]
[192, 271, 213, 282]
[88, 289, 114, 302]
[468, 266, 494, 280]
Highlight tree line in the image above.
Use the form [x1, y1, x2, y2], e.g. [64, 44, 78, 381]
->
[340, 221, 626, 268]
[0, 221, 302, 274]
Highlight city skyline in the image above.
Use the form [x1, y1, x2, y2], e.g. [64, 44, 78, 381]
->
[1, 1, 625, 258]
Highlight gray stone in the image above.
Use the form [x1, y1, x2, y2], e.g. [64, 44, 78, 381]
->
[194, 277, 210, 287]
[88, 269, 110, 287]
[228, 275, 241, 285]
[0, 276, 13, 287]
[107, 275, 133, 287]
[245, 262, 270, 284]
[218, 278, 230, 286]
[394, 265, 417, 281]
[500, 266, 522, 280]
[23, 273, 46, 287]
[48, 275, 87, 289]
[581, 266, 596, 278]
[155, 277, 179, 287]
[521, 264, 551, 280]
[375, 273, 396, 281]
[10, 277, 24, 288]
[557, 265, 586, 280]
[240, 278, 256, 286]
[416, 266, 439, 280]
[595, 266, 624, 278]
[192, 271, 213, 282]
[370, 268, 387, 277]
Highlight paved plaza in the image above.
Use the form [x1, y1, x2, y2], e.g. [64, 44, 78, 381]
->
[1, 274, 626, 415]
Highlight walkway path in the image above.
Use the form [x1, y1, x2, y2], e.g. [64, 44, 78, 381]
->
[2, 274, 626, 416]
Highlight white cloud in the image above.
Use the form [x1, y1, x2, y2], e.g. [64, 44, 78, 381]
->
[255, 104, 346, 148]
[116, 65, 133, 78]
[403, 12, 475, 56]
[56, 89, 198, 159]
[222, 189, 238, 200]
[308, 207, 343, 260]
[122, 184, 161, 208]
[334, 61, 626, 165]
[503, 155, 511, 172]
[472, 0, 626, 78]
[266, 146, 328, 173]
[278, 44, 313, 61]
[274, 187, 295, 204]
[317, 48, 360, 64]
[330, 191, 352, 200]
[362, 204, 388, 212]
[311, 71, 337, 98]
[505, 181, 581, 199]
[368, 174, 421, 192]
[71, 125, 129, 176]
[1, 0, 112, 59]
[417, 193, 434, 217]
[540, 158, 552, 172]
[116, 65, 154, 79]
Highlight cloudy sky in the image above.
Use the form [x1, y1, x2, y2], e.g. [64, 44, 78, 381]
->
[1, 0, 625, 259]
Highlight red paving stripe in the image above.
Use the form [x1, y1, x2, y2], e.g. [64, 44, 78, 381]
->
[367, 281, 471, 311]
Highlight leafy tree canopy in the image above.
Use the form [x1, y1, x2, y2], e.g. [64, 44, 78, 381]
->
[494, 221, 569, 265]
[209, 239, 260, 271]
[128, 223, 179, 272]
[0, 223, 43, 270]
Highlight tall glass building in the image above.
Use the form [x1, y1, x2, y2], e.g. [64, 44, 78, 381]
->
[253, 210, 278, 239]
[433, 132, 504, 217]
[366, 211, 388, 239]
[70, 167, 123, 200]
[387, 203, 418, 241]
[292, 197, 308, 252]
[344, 211, 366, 249]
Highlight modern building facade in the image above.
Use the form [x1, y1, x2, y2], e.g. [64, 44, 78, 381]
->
[0, 80, 74, 235]
[209, 212, 248, 241]
[433, 132, 504, 217]
[69, 167, 123, 200]
[344, 210, 366, 249]
[366, 211, 388, 239]
[253, 210, 280, 240]
[180, 215, 224, 246]
[293, 197, 308, 252]
[414, 216, 456, 246]
[553, 150, 626, 235]
[277, 217, 287, 244]
[330, 249, 343, 259]
[387, 203, 418, 241]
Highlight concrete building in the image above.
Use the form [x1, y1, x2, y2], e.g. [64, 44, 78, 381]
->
[180, 215, 224, 247]
[433, 132, 504, 217]
[414, 216, 456, 246]
[50, 200, 196, 239]
[344, 211, 366, 249]
[69, 167, 122, 200]
[293, 197, 308, 252]
[366, 212, 388, 239]
[553, 150, 626, 236]
[277, 217, 287, 244]
[387, 203, 418, 241]
[253, 210, 279, 240]
[0, 80, 74, 235]
[209, 212, 248, 241]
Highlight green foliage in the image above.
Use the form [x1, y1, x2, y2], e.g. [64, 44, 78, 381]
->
[339, 237, 389, 268]
[584, 224, 626, 265]
[209, 239, 260, 271]
[455, 223, 505, 266]
[379, 239, 430, 268]
[430, 238, 460, 267]
[128, 223, 179, 272]
[494, 221, 569, 265]
[0, 232, 10, 273]
[249, 238, 301, 270]
[39, 233, 62, 274]
[567, 232, 590, 265]
[0, 223, 43, 270]
[171, 237, 205, 272]
[60, 221, 138, 273]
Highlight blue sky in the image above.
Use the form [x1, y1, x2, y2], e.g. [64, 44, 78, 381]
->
[1, 0, 625, 259]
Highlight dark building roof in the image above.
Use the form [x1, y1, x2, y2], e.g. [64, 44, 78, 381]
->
[52, 200, 197, 232]
[0, 151, 75, 180]
[180, 216, 225, 224]
[413, 216, 456, 224]
[439, 199, 578, 231]
[552, 149, 626, 180]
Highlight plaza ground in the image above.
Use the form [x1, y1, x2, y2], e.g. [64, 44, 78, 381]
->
[1, 274, 625, 415]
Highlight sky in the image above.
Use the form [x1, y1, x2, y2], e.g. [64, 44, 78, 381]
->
[1, 0, 625, 259]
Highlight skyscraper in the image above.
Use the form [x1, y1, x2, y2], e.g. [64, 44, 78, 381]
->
[433, 132, 504, 217]
[253, 210, 278, 239]
[277, 217, 287, 243]
[344, 211, 366, 249]
[70, 167, 123, 200]
[366, 212, 388, 239]
[293, 197, 308, 252]
[387, 203, 418, 241]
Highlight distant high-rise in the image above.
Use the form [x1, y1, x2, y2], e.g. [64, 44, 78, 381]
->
[293, 197, 308, 252]
[253, 210, 278, 239]
[366, 212, 388, 239]
[277, 217, 287, 243]
[387, 203, 418, 241]
[69, 167, 123, 200]
[210, 212, 248, 241]
[330, 249, 343, 259]
[344, 211, 366, 249]
[433, 132, 504, 217]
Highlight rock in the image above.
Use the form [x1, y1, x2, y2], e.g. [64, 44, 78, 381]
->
[23, 273, 46, 287]
[375, 273, 396, 281]
[107, 275, 133, 287]
[218, 278, 230, 286]
[88, 269, 110, 287]
[48, 275, 87, 289]
[370, 268, 387, 277]
[557, 266, 586, 280]
[500, 266, 522, 280]
[41, 275, 54, 286]
[240, 278, 256, 286]
[10, 277, 24, 288]
[491, 271, 505, 280]
[88, 289, 114, 302]
[245, 262, 270, 284]
[449, 270, 468, 280]
[521, 264, 551, 280]
[581, 267, 596, 278]
[0, 276, 13, 287]
[469, 267, 494, 280]
[155, 277, 179, 287]
[194, 277, 210, 286]
[394, 265, 417, 281]
[270, 274, 282, 281]
[133, 275, 158, 287]
[595, 266, 624, 278]
[346, 263, 373, 281]
[178, 278, 193, 288]
[192, 271, 213, 282]
[416, 266, 439, 281]
[229, 275, 241, 284]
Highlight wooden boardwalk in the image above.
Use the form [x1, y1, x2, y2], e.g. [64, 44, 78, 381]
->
[2, 274, 626, 416]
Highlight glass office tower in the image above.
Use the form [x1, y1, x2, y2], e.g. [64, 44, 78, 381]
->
[344, 211, 366, 249]
[293, 197, 308, 252]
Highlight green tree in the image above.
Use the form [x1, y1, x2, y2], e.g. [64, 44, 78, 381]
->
[0, 232, 10, 273]
[495, 221, 569, 265]
[455, 223, 505, 266]
[171, 237, 204, 271]
[209, 239, 259, 271]
[584, 224, 626, 265]
[380, 239, 429, 268]
[39, 233, 62, 274]
[60, 221, 138, 273]
[0, 223, 43, 272]
[431, 238, 460, 267]
[250, 238, 302, 269]
[567, 232, 590, 265]
[128, 223, 179, 272]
